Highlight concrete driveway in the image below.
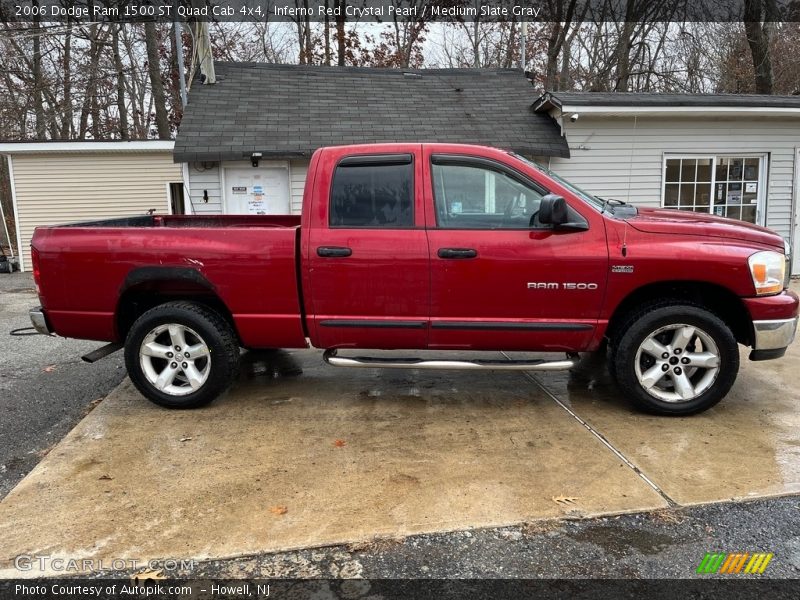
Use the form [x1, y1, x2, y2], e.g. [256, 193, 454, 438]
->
[0, 283, 798, 577]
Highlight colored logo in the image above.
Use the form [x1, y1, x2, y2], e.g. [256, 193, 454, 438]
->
[697, 552, 773, 574]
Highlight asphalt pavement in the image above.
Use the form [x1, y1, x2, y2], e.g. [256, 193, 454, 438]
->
[0, 272, 126, 499]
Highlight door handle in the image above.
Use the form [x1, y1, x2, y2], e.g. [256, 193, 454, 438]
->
[438, 248, 478, 259]
[317, 246, 352, 258]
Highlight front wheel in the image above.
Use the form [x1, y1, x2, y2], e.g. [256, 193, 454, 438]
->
[124, 302, 240, 409]
[611, 303, 739, 415]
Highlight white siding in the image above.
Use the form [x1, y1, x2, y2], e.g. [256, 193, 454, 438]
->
[186, 162, 222, 214]
[290, 159, 309, 214]
[549, 116, 799, 241]
[186, 158, 310, 216]
[12, 151, 182, 271]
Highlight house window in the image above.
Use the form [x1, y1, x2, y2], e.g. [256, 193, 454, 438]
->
[662, 155, 765, 225]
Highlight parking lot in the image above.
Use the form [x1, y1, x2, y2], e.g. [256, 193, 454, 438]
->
[0, 274, 798, 577]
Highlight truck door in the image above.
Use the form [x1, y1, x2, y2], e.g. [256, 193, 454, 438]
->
[423, 150, 608, 351]
[305, 146, 430, 349]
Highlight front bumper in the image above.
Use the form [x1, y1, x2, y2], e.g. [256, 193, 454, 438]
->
[750, 316, 798, 360]
[30, 307, 52, 335]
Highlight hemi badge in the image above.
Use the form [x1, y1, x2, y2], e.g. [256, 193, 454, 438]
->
[611, 265, 634, 273]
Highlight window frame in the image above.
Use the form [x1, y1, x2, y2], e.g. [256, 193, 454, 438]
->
[660, 153, 768, 226]
[429, 154, 554, 231]
[328, 153, 416, 229]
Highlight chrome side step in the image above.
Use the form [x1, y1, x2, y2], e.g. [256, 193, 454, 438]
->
[322, 349, 577, 371]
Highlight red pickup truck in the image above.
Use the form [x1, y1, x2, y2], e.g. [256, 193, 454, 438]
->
[30, 143, 797, 415]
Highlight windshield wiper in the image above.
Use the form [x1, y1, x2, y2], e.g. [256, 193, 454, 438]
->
[598, 197, 628, 214]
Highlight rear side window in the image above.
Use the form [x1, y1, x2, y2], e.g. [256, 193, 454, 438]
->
[329, 156, 414, 228]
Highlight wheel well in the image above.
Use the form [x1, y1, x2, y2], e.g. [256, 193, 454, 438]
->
[606, 281, 753, 346]
[115, 281, 239, 343]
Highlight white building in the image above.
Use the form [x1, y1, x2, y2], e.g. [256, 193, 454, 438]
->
[174, 64, 799, 275]
[1, 141, 182, 272]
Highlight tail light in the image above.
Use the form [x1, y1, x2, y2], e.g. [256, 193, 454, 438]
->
[31, 246, 42, 296]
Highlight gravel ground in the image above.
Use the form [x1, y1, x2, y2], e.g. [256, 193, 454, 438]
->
[0, 273, 126, 499]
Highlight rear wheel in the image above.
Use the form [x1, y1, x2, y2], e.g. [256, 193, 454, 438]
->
[125, 302, 240, 408]
[611, 303, 739, 415]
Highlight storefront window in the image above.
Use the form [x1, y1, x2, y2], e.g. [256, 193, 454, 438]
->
[662, 155, 764, 225]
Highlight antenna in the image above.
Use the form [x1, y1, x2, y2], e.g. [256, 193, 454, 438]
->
[622, 220, 628, 257]
[625, 115, 638, 202]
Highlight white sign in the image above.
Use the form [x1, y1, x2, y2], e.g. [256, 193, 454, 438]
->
[248, 195, 267, 214]
[745, 182, 757, 193]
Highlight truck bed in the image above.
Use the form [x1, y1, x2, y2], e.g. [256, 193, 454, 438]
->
[32, 214, 307, 349]
[59, 214, 302, 229]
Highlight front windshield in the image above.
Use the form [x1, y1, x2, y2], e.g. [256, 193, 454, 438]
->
[510, 153, 605, 211]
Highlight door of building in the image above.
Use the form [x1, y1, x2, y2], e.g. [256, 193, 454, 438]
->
[224, 166, 290, 214]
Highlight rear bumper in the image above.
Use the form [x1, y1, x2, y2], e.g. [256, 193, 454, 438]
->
[29, 307, 52, 335]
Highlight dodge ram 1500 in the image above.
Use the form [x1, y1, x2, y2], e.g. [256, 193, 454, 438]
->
[29, 144, 798, 415]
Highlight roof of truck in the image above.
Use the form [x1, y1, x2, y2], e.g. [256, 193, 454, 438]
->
[173, 63, 570, 163]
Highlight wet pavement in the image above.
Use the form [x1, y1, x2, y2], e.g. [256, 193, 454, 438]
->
[0, 280, 797, 578]
[539, 344, 800, 504]
[0, 273, 126, 499]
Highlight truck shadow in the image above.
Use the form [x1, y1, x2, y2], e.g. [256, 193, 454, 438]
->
[238, 349, 304, 380]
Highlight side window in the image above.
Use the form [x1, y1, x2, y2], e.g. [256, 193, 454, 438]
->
[432, 162, 546, 229]
[330, 158, 414, 228]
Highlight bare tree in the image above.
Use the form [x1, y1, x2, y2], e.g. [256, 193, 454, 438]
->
[144, 21, 170, 139]
[112, 25, 130, 140]
[743, 0, 778, 94]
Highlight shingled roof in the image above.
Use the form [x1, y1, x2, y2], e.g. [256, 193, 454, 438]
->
[174, 63, 570, 163]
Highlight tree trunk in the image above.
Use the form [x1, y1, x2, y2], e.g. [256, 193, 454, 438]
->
[324, 0, 331, 65]
[613, 20, 636, 91]
[145, 21, 171, 139]
[503, 20, 516, 69]
[32, 5, 46, 139]
[61, 22, 72, 138]
[336, 1, 346, 66]
[112, 25, 129, 140]
[545, 22, 562, 90]
[744, 0, 774, 94]
[79, 25, 103, 139]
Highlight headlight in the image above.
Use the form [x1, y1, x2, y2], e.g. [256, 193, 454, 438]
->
[748, 250, 786, 295]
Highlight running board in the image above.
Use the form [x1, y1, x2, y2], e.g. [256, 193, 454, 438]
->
[81, 342, 123, 364]
[322, 349, 577, 371]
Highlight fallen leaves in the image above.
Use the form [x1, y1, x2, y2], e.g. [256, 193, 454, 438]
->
[269, 505, 288, 516]
[131, 568, 165, 582]
[42, 365, 57, 373]
[552, 496, 580, 506]
[649, 508, 685, 525]
[348, 536, 404, 553]
[98, 475, 113, 481]
[333, 439, 347, 448]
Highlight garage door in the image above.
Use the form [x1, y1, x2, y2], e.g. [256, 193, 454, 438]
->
[224, 166, 290, 215]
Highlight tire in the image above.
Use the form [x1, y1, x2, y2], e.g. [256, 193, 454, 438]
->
[124, 302, 240, 409]
[611, 302, 739, 416]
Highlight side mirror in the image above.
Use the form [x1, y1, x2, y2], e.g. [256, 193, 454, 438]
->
[538, 194, 569, 226]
